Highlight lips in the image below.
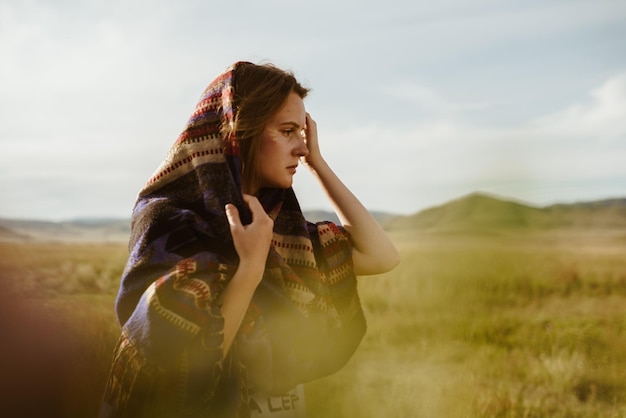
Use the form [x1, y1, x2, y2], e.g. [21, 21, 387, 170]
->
[287, 165, 297, 174]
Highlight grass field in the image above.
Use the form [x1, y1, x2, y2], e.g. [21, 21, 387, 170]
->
[1, 227, 625, 417]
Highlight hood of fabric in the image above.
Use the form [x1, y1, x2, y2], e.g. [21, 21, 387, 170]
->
[138, 61, 254, 228]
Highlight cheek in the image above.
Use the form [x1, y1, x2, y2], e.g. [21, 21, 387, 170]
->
[256, 135, 282, 172]
[259, 132, 278, 152]
[260, 135, 289, 158]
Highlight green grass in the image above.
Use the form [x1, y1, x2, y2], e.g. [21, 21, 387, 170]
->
[1, 229, 625, 417]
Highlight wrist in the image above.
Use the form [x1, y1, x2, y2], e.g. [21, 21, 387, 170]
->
[305, 155, 328, 174]
[233, 258, 265, 286]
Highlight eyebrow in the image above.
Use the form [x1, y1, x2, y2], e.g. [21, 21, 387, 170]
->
[277, 121, 303, 128]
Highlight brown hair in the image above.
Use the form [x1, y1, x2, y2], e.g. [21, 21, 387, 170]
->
[226, 62, 309, 193]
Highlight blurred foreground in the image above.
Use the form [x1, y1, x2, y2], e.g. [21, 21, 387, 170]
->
[1, 226, 625, 417]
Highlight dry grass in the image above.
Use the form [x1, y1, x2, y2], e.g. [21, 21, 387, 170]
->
[306, 229, 626, 417]
[1, 228, 625, 417]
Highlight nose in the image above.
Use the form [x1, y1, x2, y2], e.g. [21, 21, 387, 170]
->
[294, 134, 309, 157]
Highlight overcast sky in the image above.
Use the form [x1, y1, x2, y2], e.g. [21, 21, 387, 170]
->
[1, 0, 625, 220]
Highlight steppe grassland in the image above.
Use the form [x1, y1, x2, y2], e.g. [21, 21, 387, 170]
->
[306, 229, 626, 417]
[1, 228, 625, 417]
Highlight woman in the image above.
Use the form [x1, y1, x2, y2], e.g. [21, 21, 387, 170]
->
[100, 61, 400, 418]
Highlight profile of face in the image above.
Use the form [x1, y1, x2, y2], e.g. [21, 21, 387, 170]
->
[253, 92, 309, 191]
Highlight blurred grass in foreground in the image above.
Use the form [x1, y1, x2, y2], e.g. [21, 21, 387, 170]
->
[1, 228, 625, 417]
[0, 242, 125, 418]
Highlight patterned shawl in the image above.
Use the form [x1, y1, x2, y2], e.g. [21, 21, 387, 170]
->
[100, 62, 366, 418]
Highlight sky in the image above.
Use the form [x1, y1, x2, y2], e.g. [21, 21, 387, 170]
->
[1, 0, 625, 221]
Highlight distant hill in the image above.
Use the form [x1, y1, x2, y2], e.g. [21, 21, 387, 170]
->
[0, 210, 397, 243]
[0, 218, 131, 242]
[304, 210, 397, 226]
[2, 193, 624, 242]
[0, 225, 29, 241]
[302, 210, 341, 224]
[385, 192, 626, 232]
[543, 198, 626, 228]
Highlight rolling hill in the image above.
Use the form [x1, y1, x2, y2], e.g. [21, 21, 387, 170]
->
[0, 225, 29, 241]
[1, 192, 625, 242]
[0, 218, 131, 242]
[384, 192, 626, 232]
[0, 209, 399, 242]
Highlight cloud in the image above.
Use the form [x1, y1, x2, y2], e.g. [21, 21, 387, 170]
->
[530, 73, 626, 140]
[1, 0, 625, 219]
[384, 82, 488, 114]
[296, 72, 626, 213]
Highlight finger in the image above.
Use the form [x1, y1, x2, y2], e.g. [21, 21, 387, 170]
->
[225, 203, 242, 229]
[241, 194, 266, 219]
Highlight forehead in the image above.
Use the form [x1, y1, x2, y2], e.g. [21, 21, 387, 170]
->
[270, 92, 306, 126]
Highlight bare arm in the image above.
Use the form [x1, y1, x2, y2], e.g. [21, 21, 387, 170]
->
[302, 114, 400, 276]
[219, 194, 273, 357]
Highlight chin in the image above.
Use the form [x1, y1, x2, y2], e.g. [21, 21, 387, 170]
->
[263, 180, 293, 190]
[276, 176, 294, 189]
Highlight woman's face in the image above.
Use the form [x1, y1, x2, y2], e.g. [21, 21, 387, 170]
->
[254, 92, 309, 191]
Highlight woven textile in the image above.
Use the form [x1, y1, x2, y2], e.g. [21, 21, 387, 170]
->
[100, 62, 366, 418]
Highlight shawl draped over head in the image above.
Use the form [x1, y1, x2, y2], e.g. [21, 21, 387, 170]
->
[100, 62, 366, 418]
